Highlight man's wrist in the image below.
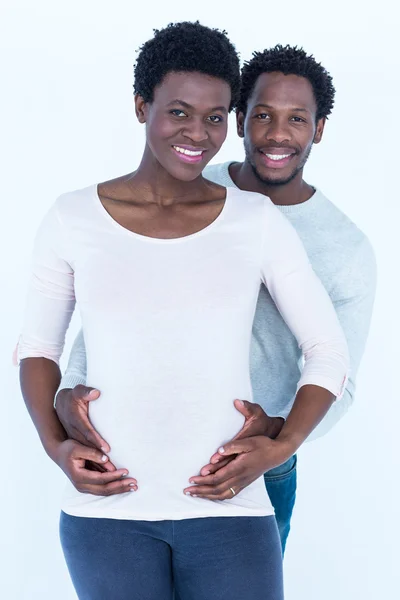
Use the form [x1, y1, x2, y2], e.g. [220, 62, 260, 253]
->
[54, 387, 72, 410]
[265, 416, 285, 439]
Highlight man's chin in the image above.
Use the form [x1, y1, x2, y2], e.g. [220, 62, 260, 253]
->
[252, 165, 297, 187]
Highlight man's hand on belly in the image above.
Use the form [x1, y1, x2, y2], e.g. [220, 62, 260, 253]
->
[56, 385, 113, 461]
[230, 399, 284, 440]
[184, 435, 293, 501]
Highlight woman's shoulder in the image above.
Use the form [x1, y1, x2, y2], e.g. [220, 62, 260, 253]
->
[226, 187, 280, 223]
[227, 187, 273, 208]
[226, 187, 299, 248]
[54, 184, 97, 216]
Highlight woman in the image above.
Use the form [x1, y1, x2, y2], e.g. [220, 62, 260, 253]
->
[18, 22, 348, 600]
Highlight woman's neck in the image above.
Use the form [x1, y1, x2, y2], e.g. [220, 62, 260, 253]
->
[125, 146, 210, 207]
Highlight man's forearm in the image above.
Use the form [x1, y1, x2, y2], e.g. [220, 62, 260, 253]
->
[59, 329, 87, 391]
[276, 384, 335, 452]
[20, 357, 67, 460]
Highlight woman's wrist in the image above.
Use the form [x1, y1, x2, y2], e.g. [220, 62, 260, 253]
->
[43, 431, 68, 463]
[274, 431, 303, 458]
[258, 436, 298, 473]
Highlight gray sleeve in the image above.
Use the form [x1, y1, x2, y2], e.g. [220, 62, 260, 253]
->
[306, 237, 377, 441]
[58, 329, 87, 390]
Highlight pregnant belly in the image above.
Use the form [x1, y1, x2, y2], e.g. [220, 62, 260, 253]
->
[88, 386, 246, 488]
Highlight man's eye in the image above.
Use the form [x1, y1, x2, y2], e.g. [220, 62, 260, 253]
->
[170, 110, 187, 117]
[256, 113, 270, 120]
[208, 115, 223, 123]
[291, 116, 306, 123]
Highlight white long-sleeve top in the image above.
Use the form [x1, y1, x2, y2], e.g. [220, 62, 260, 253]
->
[19, 185, 349, 521]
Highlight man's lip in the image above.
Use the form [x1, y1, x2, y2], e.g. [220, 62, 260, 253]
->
[258, 149, 295, 169]
[259, 148, 296, 156]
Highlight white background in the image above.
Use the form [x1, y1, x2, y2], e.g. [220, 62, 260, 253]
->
[1, 1, 398, 598]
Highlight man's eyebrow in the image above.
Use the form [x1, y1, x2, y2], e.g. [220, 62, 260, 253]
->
[167, 99, 228, 113]
[253, 103, 309, 113]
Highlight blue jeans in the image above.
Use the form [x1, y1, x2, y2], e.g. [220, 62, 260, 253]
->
[264, 454, 297, 555]
[60, 512, 283, 600]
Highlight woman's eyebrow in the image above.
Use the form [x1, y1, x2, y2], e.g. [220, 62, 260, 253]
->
[166, 99, 227, 113]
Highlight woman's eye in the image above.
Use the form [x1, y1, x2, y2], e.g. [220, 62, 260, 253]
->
[208, 115, 223, 123]
[170, 110, 187, 117]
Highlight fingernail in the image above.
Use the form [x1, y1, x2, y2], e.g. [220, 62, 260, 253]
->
[185, 491, 191, 496]
[189, 480, 195, 484]
[192, 495, 198, 498]
[101, 455, 108, 462]
[237, 400, 244, 406]
[121, 472, 128, 477]
[203, 470, 210, 476]
[129, 483, 136, 487]
[130, 487, 137, 492]
[100, 446, 108, 453]
[218, 447, 225, 454]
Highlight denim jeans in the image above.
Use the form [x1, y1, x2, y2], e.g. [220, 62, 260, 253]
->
[60, 512, 283, 600]
[264, 454, 297, 555]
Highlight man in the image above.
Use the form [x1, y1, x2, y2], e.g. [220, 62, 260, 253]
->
[54, 45, 376, 554]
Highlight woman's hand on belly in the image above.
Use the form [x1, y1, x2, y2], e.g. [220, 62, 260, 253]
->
[183, 398, 285, 499]
[52, 439, 138, 496]
[183, 436, 293, 501]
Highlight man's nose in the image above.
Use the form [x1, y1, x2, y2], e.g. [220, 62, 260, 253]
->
[265, 119, 291, 144]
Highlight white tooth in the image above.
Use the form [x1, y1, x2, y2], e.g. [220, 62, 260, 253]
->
[174, 146, 202, 156]
[265, 153, 291, 161]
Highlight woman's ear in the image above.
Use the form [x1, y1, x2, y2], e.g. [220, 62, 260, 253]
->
[135, 94, 147, 123]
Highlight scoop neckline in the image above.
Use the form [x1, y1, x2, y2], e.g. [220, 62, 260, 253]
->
[91, 184, 231, 244]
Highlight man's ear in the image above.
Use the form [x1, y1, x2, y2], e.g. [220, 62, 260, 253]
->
[314, 117, 326, 144]
[236, 110, 245, 138]
[135, 94, 147, 123]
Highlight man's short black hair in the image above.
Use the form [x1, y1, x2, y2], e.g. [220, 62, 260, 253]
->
[238, 44, 335, 120]
[134, 22, 240, 111]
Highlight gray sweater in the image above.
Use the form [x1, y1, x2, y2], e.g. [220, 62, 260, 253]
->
[59, 162, 376, 441]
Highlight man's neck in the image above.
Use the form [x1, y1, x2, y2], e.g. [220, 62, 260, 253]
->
[229, 161, 315, 206]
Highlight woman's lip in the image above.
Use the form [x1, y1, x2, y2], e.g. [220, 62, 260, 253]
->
[172, 144, 207, 151]
[171, 146, 205, 164]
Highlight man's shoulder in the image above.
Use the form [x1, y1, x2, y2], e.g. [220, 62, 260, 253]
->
[204, 161, 235, 186]
[319, 192, 374, 251]
[299, 190, 373, 251]
[301, 190, 376, 290]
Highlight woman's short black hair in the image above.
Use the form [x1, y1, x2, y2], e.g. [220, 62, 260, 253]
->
[238, 44, 335, 120]
[134, 21, 240, 111]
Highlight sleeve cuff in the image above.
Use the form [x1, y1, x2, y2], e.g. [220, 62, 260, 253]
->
[54, 371, 86, 407]
[296, 373, 349, 400]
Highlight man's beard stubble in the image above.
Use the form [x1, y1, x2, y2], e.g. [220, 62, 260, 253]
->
[245, 142, 313, 187]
